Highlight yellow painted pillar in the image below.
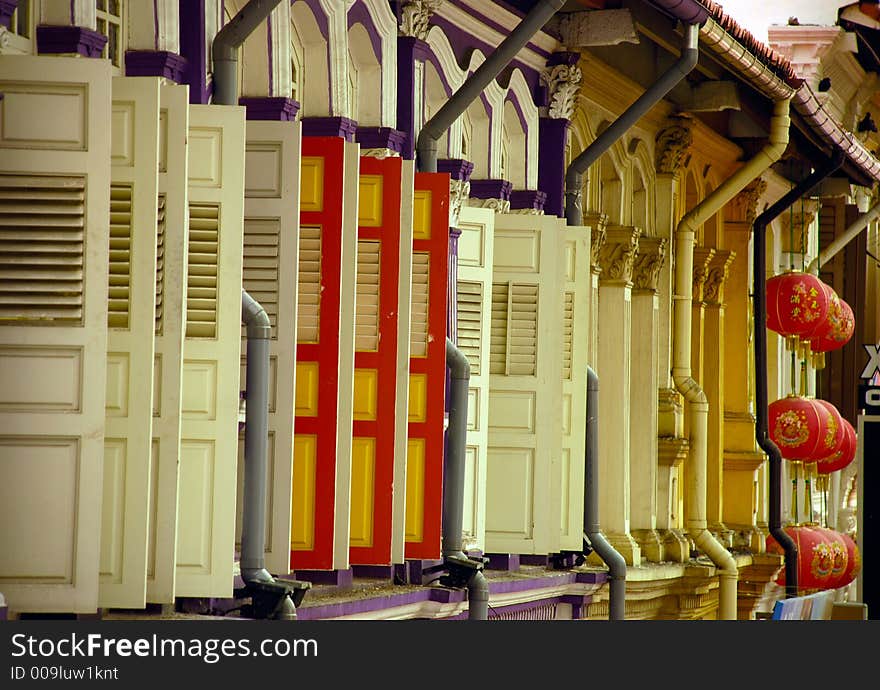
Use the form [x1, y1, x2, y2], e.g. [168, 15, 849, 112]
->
[595, 225, 641, 566]
[630, 237, 667, 562]
[584, 211, 608, 369]
[703, 249, 735, 544]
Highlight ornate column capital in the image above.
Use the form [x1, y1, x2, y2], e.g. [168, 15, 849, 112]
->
[692, 247, 716, 303]
[704, 249, 736, 305]
[727, 177, 768, 225]
[540, 61, 583, 120]
[655, 114, 694, 175]
[449, 178, 470, 229]
[399, 0, 443, 40]
[586, 211, 608, 272]
[598, 225, 640, 285]
[632, 236, 668, 293]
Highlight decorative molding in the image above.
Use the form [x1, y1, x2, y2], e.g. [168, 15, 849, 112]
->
[655, 114, 694, 175]
[632, 236, 668, 293]
[300, 116, 358, 141]
[36, 25, 107, 58]
[597, 225, 640, 284]
[449, 178, 470, 228]
[467, 196, 510, 214]
[585, 211, 608, 270]
[691, 247, 716, 302]
[361, 148, 402, 159]
[704, 249, 735, 304]
[469, 178, 512, 201]
[540, 63, 582, 120]
[356, 126, 407, 155]
[509, 190, 547, 213]
[399, 0, 443, 41]
[0, 0, 15, 31]
[438, 158, 475, 182]
[238, 97, 300, 121]
[125, 51, 188, 83]
[658, 436, 688, 468]
[727, 177, 768, 225]
[0, 24, 8, 48]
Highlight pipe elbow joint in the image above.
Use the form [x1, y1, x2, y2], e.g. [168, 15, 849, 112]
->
[242, 289, 271, 339]
[672, 374, 708, 406]
[446, 338, 471, 382]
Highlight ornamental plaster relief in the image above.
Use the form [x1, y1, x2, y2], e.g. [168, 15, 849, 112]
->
[704, 249, 735, 305]
[691, 247, 716, 303]
[597, 225, 640, 284]
[632, 236, 667, 293]
[726, 177, 768, 225]
[584, 211, 608, 271]
[655, 115, 693, 176]
[399, 0, 443, 41]
[540, 63, 583, 121]
[449, 178, 470, 228]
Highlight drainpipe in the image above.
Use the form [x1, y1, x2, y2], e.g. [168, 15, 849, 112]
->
[214, 1, 309, 619]
[415, 0, 565, 173]
[212, 0, 284, 106]
[673, 98, 791, 620]
[564, 23, 700, 226]
[443, 338, 489, 620]
[752, 152, 844, 597]
[806, 199, 880, 273]
[585, 367, 627, 620]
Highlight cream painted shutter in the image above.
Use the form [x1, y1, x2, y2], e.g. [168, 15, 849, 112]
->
[0, 56, 111, 614]
[146, 83, 190, 603]
[486, 214, 563, 556]
[455, 206, 495, 553]
[98, 77, 161, 609]
[176, 105, 246, 597]
[235, 119, 301, 575]
[559, 222, 590, 550]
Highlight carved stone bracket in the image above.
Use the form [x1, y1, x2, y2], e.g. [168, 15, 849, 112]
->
[655, 114, 694, 175]
[399, 0, 443, 40]
[691, 247, 716, 303]
[704, 249, 735, 305]
[540, 62, 583, 120]
[466, 196, 510, 214]
[727, 177, 768, 225]
[449, 178, 470, 228]
[585, 211, 608, 271]
[598, 225, 640, 285]
[632, 236, 668, 293]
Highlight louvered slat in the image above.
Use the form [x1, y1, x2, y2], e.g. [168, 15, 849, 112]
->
[410, 252, 430, 357]
[186, 202, 219, 338]
[562, 291, 574, 380]
[107, 184, 133, 329]
[0, 174, 86, 323]
[508, 283, 538, 376]
[355, 239, 380, 352]
[297, 225, 321, 343]
[489, 282, 509, 375]
[155, 194, 166, 334]
[456, 280, 482, 375]
[242, 219, 280, 338]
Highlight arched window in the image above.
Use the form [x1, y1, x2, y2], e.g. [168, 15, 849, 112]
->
[347, 22, 381, 126]
[291, 1, 330, 117]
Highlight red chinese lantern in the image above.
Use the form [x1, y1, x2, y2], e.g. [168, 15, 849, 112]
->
[816, 418, 856, 475]
[810, 295, 855, 353]
[767, 525, 835, 591]
[766, 271, 831, 341]
[812, 527, 849, 589]
[769, 396, 830, 460]
[839, 532, 861, 586]
[812, 399, 846, 461]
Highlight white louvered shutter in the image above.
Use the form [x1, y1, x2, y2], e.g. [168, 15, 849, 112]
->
[355, 240, 381, 352]
[297, 225, 321, 343]
[456, 280, 482, 375]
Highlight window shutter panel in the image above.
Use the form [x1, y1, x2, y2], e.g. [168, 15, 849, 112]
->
[186, 202, 219, 338]
[563, 290, 574, 380]
[456, 280, 482, 375]
[154, 193, 166, 335]
[297, 225, 321, 343]
[242, 219, 280, 337]
[354, 239, 380, 352]
[490, 282, 509, 374]
[409, 251, 429, 357]
[508, 283, 538, 376]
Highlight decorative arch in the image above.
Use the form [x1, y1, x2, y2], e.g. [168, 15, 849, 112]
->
[501, 95, 527, 189]
[347, 0, 397, 126]
[504, 68, 539, 189]
[347, 22, 381, 125]
[291, 0, 330, 116]
[627, 137, 656, 236]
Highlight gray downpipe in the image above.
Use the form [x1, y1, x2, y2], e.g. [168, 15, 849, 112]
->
[446, 338, 489, 620]
[585, 367, 627, 620]
[751, 153, 844, 597]
[212, 0, 284, 106]
[241, 290, 296, 620]
[416, 0, 565, 173]
[564, 23, 700, 226]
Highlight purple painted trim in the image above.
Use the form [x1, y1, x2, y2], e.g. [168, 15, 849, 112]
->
[444, 0, 553, 59]
[179, 0, 209, 104]
[561, 594, 595, 620]
[294, 568, 354, 587]
[296, 588, 436, 620]
[301, 117, 359, 141]
[347, 0, 383, 64]
[355, 127, 407, 154]
[490, 572, 576, 595]
[509, 190, 547, 212]
[575, 570, 608, 585]
[402, 559, 444, 585]
[519, 554, 549, 566]
[267, 12, 273, 96]
[125, 51, 188, 83]
[486, 553, 521, 571]
[350, 564, 396, 580]
[437, 158, 473, 182]
[298, 0, 330, 39]
[397, 37, 432, 160]
[469, 179, 512, 201]
[238, 97, 301, 121]
[36, 25, 107, 58]
[427, 587, 467, 604]
[0, 0, 18, 30]
[547, 51, 580, 68]
[537, 116, 569, 218]
[429, 15, 541, 103]
[644, 0, 710, 26]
